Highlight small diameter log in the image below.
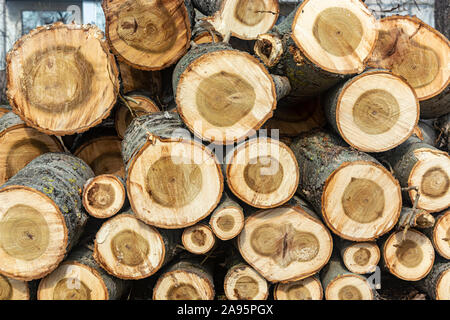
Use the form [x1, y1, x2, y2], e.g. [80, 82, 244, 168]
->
[182, 223, 216, 255]
[381, 229, 435, 281]
[379, 136, 450, 213]
[0, 153, 94, 280]
[368, 16, 450, 119]
[0, 275, 30, 300]
[122, 112, 223, 229]
[225, 137, 298, 208]
[237, 200, 333, 283]
[254, 0, 377, 101]
[192, 21, 223, 44]
[102, 0, 193, 71]
[323, 70, 419, 153]
[82, 174, 127, 219]
[321, 254, 375, 300]
[118, 61, 162, 95]
[263, 97, 326, 137]
[209, 192, 244, 240]
[422, 210, 450, 260]
[418, 259, 450, 300]
[291, 131, 402, 241]
[73, 128, 125, 179]
[435, 113, 449, 152]
[397, 207, 435, 230]
[94, 212, 180, 280]
[274, 275, 323, 300]
[337, 239, 380, 275]
[173, 43, 277, 144]
[6, 23, 119, 135]
[115, 92, 160, 139]
[153, 259, 215, 300]
[417, 121, 438, 147]
[193, 0, 279, 40]
[223, 255, 268, 300]
[0, 112, 64, 184]
[38, 247, 129, 300]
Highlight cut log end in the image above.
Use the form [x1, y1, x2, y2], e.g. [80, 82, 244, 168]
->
[238, 206, 333, 283]
[103, 0, 192, 70]
[94, 214, 166, 280]
[383, 229, 435, 281]
[226, 138, 299, 208]
[436, 269, 450, 300]
[176, 49, 276, 144]
[368, 16, 450, 106]
[323, 161, 401, 241]
[193, 30, 223, 45]
[38, 262, 108, 300]
[334, 71, 419, 152]
[291, 0, 378, 74]
[408, 149, 450, 213]
[224, 264, 268, 300]
[274, 276, 323, 300]
[0, 187, 67, 281]
[6, 23, 119, 135]
[254, 33, 283, 68]
[182, 224, 216, 255]
[342, 242, 380, 275]
[325, 274, 373, 300]
[432, 211, 450, 259]
[83, 175, 126, 219]
[209, 206, 244, 241]
[128, 137, 223, 229]
[0, 275, 29, 300]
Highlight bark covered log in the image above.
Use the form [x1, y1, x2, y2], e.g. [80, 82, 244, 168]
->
[417, 259, 450, 300]
[422, 210, 450, 260]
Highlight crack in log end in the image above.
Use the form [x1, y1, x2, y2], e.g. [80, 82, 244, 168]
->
[234, 0, 266, 27]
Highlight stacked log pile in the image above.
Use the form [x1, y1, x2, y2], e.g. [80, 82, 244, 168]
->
[0, 0, 448, 300]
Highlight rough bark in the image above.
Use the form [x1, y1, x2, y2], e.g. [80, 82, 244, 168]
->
[417, 259, 450, 300]
[435, 113, 449, 152]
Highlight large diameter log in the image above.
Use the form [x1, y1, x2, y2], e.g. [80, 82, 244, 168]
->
[209, 192, 244, 241]
[225, 137, 299, 208]
[422, 210, 450, 260]
[254, 0, 377, 101]
[320, 254, 375, 300]
[182, 223, 216, 255]
[38, 247, 129, 300]
[6, 23, 119, 135]
[0, 153, 94, 280]
[82, 174, 128, 219]
[237, 202, 333, 283]
[323, 70, 419, 152]
[291, 131, 402, 241]
[0, 275, 30, 300]
[381, 229, 435, 281]
[118, 61, 162, 95]
[274, 275, 323, 300]
[153, 259, 215, 300]
[94, 212, 180, 280]
[379, 137, 450, 213]
[368, 16, 450, 119]
[122, 112, 223, 228]
[173, 43, 277, 144]
[418, 259, 450, 300]
[0, 112, 64, 184]
[193, 0, 279, 40]
[336, 239, 380, 275]
[102, 0, 193, 71]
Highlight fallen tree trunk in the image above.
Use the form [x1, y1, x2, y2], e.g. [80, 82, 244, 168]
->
[208, 192, 244, 241]
[153, 258, 215, 300]
[0, 275, 30, 300]
[192, 0, 279, 40]
[323, 69, 419, 153]
[417, 259, 450, 300]
[254, 0, 378, 101]
[182, 223, 216, 255]
[225, 137, 299, 208]
[237, 198, 333, 283]
[368, 16, 450, 119]
[0, 112, 64, 185]
[82, 174, 128, 219]
[102, 0, 194, 71]
[273, 275, 323, 300]
[6, 22, 119, 135]
[0, 153, 94, 280]
[38, 246, 129, 300]
[422, 210, 450, 260]
[378, 136, 450, 213]
[94, 212, 180, 280]
[173, 42, 278, 144]
[336, 239, 380, 275]
[122, 112, 223, 228]
[291, 130, 401, 241]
